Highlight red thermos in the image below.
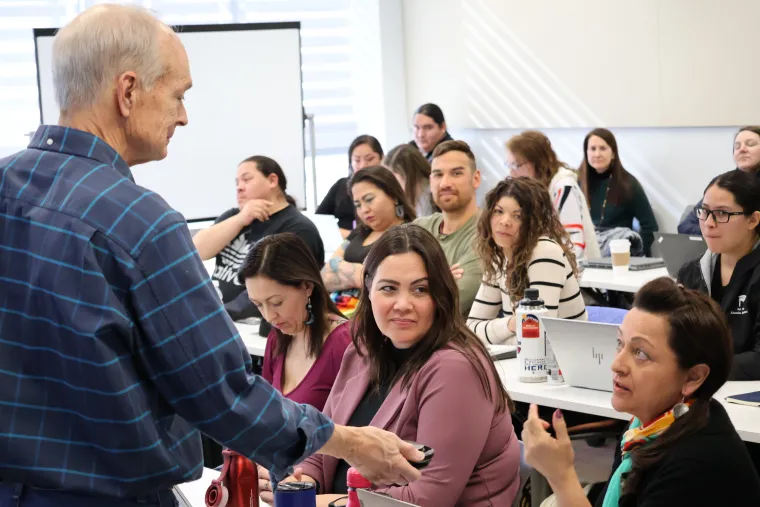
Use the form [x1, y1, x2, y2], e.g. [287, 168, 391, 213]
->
[205, 449, 259, 507]
[345, 467, 372, 507]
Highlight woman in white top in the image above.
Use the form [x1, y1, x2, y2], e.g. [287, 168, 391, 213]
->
[506, 130, 600, 260]
[467, 177, 587, 345]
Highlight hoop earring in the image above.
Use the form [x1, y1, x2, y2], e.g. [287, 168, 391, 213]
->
[395, 203, 404, 218]
[304, 297, 315, 326]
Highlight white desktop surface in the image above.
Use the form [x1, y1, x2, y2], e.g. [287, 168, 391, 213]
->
[496, 358, 760, 443]
[175, 467, 270, 507]
[580, 267, 670, 293]
[236, 321, 267, 357]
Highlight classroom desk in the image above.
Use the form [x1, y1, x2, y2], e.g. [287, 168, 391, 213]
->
[236, 321, 267, 357]
[579, 267, 670, 293]
[495, 358, 760, 443]
[174, 467, 270, 507]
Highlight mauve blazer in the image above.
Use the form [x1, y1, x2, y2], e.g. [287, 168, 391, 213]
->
[299, 344, 521, 506]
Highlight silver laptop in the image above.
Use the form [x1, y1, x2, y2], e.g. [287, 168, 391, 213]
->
[358, 489, 420, 507]
[652, 232, 707, 277]
[541, 317, 618, 392]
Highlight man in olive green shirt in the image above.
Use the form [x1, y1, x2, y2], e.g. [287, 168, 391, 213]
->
[414, 140, 483, 316]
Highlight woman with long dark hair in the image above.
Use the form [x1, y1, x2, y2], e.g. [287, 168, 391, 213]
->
[678, 169, 760, 380]
[523, 277, 760, 506]
[288, 224, 521, 506]
[316, 135, 384, 238]
[578, 128, 658, 256]
[409, 103, 453, 162]
[467, 177, 586, 345]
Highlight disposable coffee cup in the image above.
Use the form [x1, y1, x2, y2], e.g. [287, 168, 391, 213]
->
[609, 239, 631, 274]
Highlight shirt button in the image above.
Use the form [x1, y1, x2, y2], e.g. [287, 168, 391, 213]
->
[46, 138, 53, 145]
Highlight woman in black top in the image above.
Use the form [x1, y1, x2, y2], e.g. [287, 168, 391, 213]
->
[321, 166, 415, 293]
[316, 135, 383, 238]
[522, 277, 760, 506]
[578, 128, 658, 256]
[678, 170, 760, 380]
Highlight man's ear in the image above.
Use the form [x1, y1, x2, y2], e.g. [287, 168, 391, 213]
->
[115, 71, 139, 117]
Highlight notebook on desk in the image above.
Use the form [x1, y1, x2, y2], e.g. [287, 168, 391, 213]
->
[725, 391, 760, 407]
[358, 489, 420, 506]
[487, 344, 517, 361]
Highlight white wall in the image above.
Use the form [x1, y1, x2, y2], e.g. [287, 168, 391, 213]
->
[401, 0, 748, 232]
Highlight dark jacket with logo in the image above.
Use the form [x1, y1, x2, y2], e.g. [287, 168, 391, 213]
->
[677, 245, 760, 380]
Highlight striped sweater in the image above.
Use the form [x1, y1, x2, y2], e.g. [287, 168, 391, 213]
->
[466, 237, 587, 345]
[549, 167, 601, 260]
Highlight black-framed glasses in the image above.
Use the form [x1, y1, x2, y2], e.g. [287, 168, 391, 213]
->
[694, 206, 748, 223]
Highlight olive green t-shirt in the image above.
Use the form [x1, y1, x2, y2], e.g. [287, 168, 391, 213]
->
[413, 211, 482, 316]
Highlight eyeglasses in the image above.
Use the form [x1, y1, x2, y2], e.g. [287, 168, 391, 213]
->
[504, 161, 529, 173]
[694, 207, 748, 223]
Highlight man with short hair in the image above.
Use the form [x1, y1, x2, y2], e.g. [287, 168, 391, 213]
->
[0, 5, 420, 505]
[414, 140, 483, 315]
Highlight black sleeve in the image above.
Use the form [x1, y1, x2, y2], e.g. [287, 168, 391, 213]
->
[293, 223, 325, 268]
[316, 180, 341, 216]
[630, 177, 658, 256]
[633, 457, 737, 507]
[677, 199, 702, 235]
[224, 290, 261, 321]
[731, 296, 760, 380]
[214, 207, 239, 225]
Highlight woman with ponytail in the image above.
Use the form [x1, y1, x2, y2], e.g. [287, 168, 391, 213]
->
[522, 277, 760, 506]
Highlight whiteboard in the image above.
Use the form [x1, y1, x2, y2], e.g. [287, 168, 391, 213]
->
[34, 23, 305, 221]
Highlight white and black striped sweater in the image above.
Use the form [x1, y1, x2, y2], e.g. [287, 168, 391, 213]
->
[466, 237, 587, 345]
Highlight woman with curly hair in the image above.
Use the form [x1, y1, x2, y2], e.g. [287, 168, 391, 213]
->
[467, 177, 587, 345]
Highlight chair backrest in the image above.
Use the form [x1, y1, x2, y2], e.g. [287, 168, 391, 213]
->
[512, 440, 533, 507]
[586, 305, 628, 325]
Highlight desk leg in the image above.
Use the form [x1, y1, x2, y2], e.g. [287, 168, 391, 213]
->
[530, 470, 552, 507]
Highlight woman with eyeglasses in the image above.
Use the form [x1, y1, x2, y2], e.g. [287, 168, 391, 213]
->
[505, 131, 600, 260]
[678, 169, 760, 380]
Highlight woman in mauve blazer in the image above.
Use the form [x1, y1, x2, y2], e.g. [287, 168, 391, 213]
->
[296, 224, 521, 507]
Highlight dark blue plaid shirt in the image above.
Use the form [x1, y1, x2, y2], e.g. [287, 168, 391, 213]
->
[0, 126, 334, 500]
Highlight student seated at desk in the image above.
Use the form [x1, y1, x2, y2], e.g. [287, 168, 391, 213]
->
[505, 130, 600, 260]
[523, 277, 760, 506]
[467, 177, 587, 345]
[679, 126, 760, 235]
[193, 155, 324, 321]
[678, 170, 760, 380]
[321, 166, 415, 299]
[317, 135, 384, 238]
[578, 128, 658, 256]
[259, 224, 521, 507]
[240, 233, 351, 411]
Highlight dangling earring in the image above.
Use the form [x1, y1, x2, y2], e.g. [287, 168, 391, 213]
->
[395, 202, 404, 218]
[304, 296, 315, 326]
[673, 397, 690, 419]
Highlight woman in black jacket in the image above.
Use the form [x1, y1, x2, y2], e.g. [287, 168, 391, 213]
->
[678, 170, 760, 381]
[522, 277, 760, 506]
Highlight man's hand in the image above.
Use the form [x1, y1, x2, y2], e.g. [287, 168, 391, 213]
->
[237, 199, 272, 226]
[258, 465, 311, 505]
[318, 425, 424, 486]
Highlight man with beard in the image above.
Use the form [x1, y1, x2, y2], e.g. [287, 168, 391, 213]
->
[414, 140, 482, 315]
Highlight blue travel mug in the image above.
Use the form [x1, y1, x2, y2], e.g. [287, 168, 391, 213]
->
[274, 481, 316, 507]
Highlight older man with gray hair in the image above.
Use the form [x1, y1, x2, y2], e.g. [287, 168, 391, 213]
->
[0, 4, 421, 506]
